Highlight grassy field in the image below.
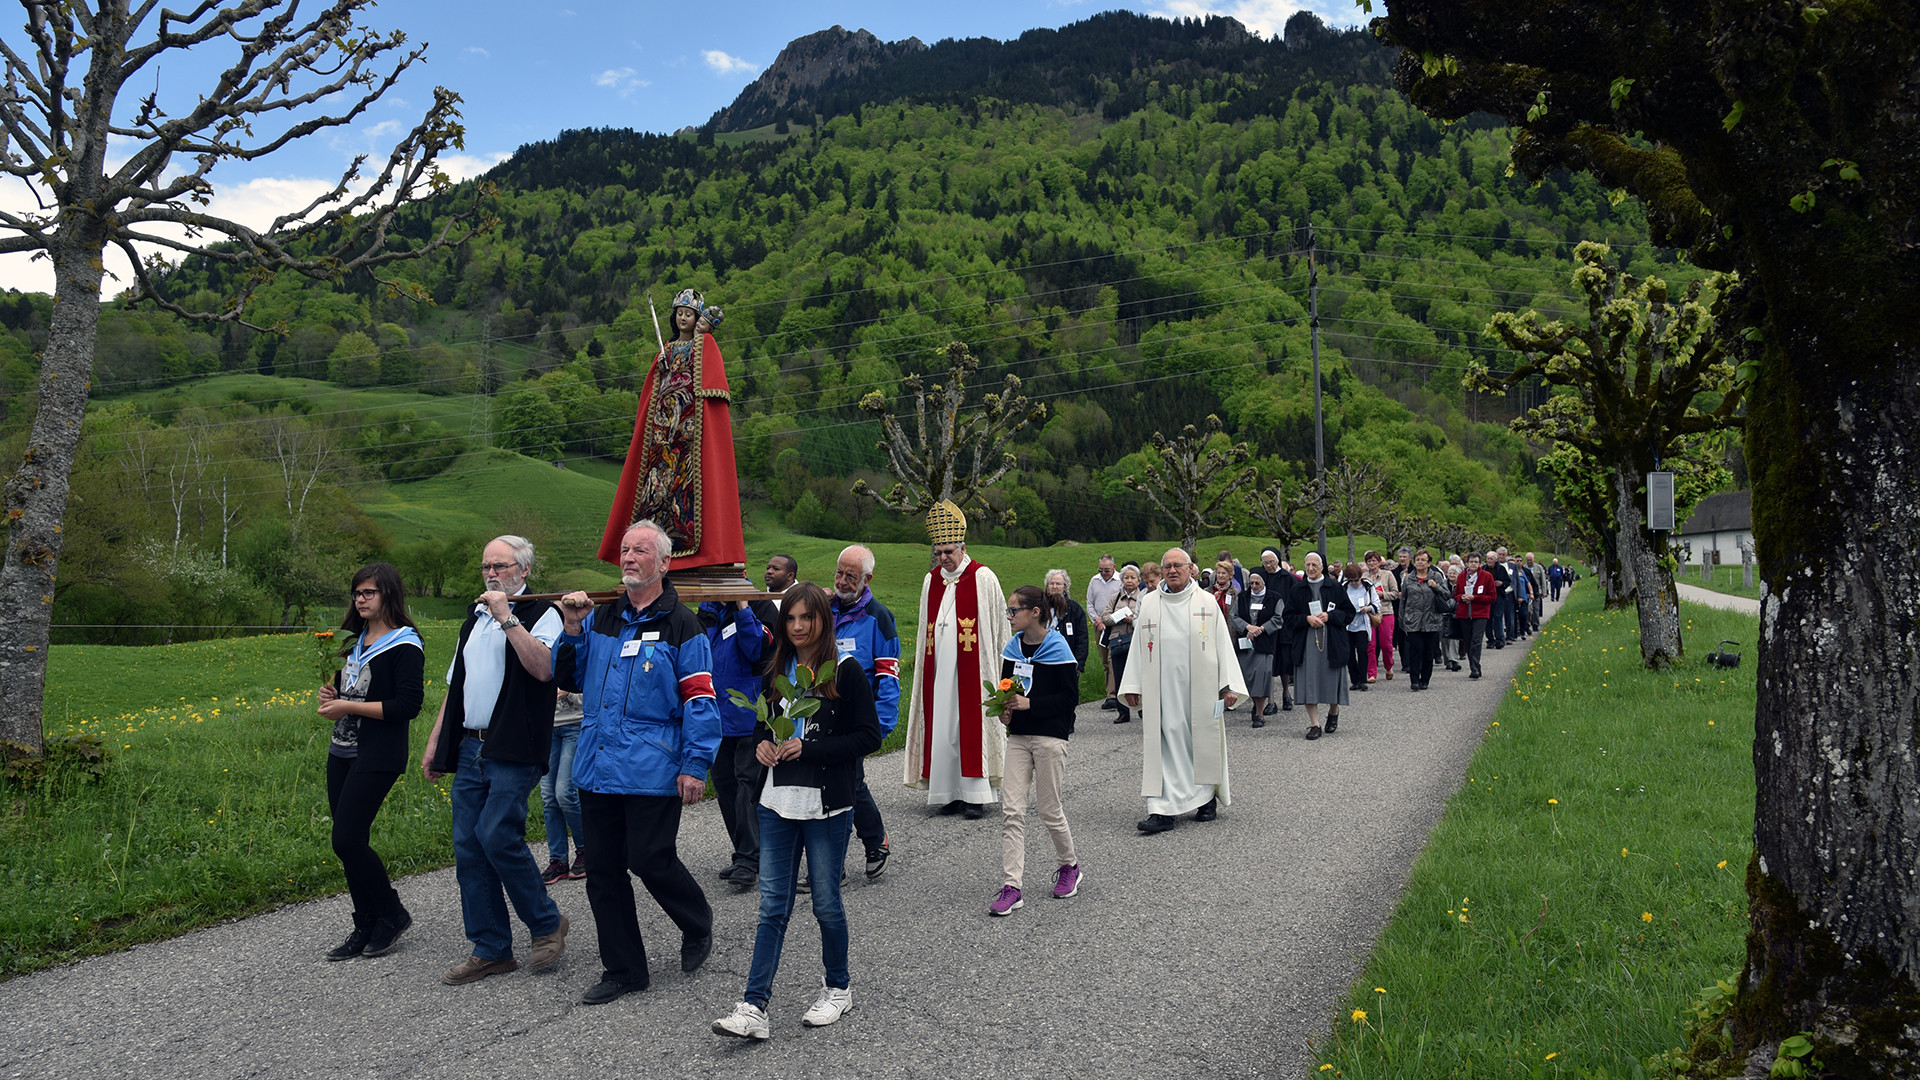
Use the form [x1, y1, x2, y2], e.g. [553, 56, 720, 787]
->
[91, 372, 487, 429]
[1312, 587, 1759, 1079]
[1678, 564, 1764, 601]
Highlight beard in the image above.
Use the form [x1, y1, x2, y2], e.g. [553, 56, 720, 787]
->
[834, 586, 860, 605]
[621, 570, 657, 589]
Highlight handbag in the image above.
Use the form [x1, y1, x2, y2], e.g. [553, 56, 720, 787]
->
[1368, 609, 1382, 627]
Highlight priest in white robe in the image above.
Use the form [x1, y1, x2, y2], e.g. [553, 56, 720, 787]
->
[902, 500, 1009, 819]
[1119, 547, 1246, 834]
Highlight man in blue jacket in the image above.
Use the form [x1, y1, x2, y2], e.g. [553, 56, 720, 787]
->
[698, 597, 770, 891]
[555, 520, 720, 1006]
[827, 544, 901, 881]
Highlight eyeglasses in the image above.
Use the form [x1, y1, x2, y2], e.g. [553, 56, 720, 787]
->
[933, 545, 961, 556]
[351, 588, 380, 600]
[479, 562, 516, 574]
[1005, 606, 1038, 616]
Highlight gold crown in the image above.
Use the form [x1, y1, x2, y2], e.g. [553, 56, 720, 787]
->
[926, 500, 968, 546]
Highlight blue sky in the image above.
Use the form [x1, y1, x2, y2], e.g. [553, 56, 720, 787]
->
[0, 0, 1359, 292]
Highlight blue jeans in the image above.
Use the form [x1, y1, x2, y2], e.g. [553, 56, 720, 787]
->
[540, 724, 582, 863]
[745, 806, 852, 1009]
[452, 736, 562, 961]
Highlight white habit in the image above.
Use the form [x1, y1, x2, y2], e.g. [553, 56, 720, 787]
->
[1119, 579, 1247, 816]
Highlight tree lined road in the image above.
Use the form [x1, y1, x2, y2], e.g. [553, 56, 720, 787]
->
[0, 599, 1560, 1080]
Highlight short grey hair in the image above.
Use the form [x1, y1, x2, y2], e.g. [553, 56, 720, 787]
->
[840, 544, 876, 577]
[623, 519, 674, 560]
[1046, 568, 1071, 591]
[490, 534, 535, 574]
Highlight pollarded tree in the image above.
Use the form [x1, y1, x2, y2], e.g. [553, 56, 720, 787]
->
[1316, 457, 1390, 564]
[1468, 243, 1742, 667]
[0, 0, 489, 754]
[1123, 415, 1258, 554]
[854, 341, 1044, 524]
[1373, 1, 1920, 1071]
[1247, 473, 1324, 557]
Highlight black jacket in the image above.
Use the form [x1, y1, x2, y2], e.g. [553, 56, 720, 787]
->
[335, 646, 425, 774]
[1285, 576, 1358, 671]
[429, 598, 559, 773]
[759, 656, 882, 815]
[1232, 587, 1284, 656]
[1000, 635, 1079, 740]
[1050, 599, 1089, 669]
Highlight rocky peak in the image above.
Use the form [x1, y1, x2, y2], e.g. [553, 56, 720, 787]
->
[705, 25, 926, 132]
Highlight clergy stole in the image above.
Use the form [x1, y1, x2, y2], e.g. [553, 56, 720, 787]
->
[1136, 589, 1233, 797]
[920, 560, 987, 779]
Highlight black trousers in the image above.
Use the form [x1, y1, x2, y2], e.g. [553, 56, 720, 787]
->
[579, 790, 713, 987]
[1404, 630, 1440, 686]
[325, 755, 402, 927]
[1465, 618, 1489, 675]
[1346, 628, 1370, 687]
[711, 734, 766, 874]
[850, 758, 886, 853]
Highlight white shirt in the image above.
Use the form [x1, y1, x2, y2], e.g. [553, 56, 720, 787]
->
[449, 587, 563, 731]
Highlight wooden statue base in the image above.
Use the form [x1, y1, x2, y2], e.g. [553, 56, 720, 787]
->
[667, 563, 767, 603]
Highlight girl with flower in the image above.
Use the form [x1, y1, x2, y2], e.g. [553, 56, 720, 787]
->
[988, 585, 1084, 917]
[316, 562, 425, 961]
[713, 582, 881, 1040]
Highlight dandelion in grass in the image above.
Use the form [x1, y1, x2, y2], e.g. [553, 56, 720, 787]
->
[1546, 1052, 1559, 1060]
[1351, 1009, 1367, 1023]
[1717, 860, 1728, 869]
[1548, 798, 1558, 805]
[1642, 912, 1653, 922]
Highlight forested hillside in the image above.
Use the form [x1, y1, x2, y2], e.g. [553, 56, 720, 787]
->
[0, 12, 1702, 642]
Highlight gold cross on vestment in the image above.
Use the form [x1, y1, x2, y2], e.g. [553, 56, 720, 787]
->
[958, 617, 978, 650]
[926, 623, 937, 655]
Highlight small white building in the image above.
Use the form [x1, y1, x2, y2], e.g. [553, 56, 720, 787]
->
[1675, 490, 1754, 565]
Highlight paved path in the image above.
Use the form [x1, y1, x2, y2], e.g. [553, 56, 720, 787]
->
[1677, 581, 1762, 617]
[1, 599, 1564, 1080]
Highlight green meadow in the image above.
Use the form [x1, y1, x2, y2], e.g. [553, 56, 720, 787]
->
[1313, 587, 1759, 1079]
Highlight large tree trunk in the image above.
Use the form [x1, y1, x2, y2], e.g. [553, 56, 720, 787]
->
[1737, 329, 1920, 1075]
[0, 241, 105, 753]
[1611, 466, 1681, 666]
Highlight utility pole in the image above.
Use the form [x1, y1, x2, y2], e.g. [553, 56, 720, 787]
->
[1310, 224, 1327, 556]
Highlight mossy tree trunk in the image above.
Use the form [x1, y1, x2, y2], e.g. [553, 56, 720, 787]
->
[1611, 464, 1682, 668]
[1375, 1, 1920, 1072]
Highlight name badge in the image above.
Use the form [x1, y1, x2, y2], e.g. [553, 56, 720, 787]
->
[1249, 602, 1263, 612]
[720, 622, 738, 639]
[1475, 586, 1484, 596]
[641, 631, 661, 642]
[1013, 661, 1034, 684]
[836, 637, 856, 657]
[1064, 623, 1074, 635]
[620, 639, 643, 658]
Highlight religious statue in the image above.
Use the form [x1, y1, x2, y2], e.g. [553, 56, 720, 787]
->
[599, 288, 747, 572]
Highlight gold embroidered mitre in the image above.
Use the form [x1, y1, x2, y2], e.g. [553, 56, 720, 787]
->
[926, 499, 968, 546]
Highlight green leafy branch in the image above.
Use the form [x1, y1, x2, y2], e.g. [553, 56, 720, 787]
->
[726, 663, 835, 742]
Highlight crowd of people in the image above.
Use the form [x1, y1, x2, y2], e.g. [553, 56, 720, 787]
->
[312, 511, 1570, 1040]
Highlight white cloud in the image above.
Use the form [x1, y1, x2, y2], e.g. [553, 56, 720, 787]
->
[0, 161, 500, 296]
[466, 46, 492, 59]
[1144, 0, 1344, 38]
[363, 119, 403, 141]
[702, 50, 760, 76]
[595, 66, 636, 88]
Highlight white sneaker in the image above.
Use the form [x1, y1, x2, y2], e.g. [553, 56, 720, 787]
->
[712, 1001, 771, 1040]
[801, 979, 854, 1027]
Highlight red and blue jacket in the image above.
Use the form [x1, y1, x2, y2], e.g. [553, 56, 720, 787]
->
[554, 583, 720, 796]
[830, 588, 902, 737]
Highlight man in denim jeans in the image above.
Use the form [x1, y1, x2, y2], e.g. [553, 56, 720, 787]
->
[422, 535, 570, 986]
[540, 690, 586, 884]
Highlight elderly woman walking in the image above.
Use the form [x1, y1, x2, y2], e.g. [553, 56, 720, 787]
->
[1286, 553, 1357, 741]
[1100, 564, 1143, 724]
[1231, 571, 1284, 727]
[1398, 550, 1453, 691]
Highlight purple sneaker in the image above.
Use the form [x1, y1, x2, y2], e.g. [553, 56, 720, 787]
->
[1051, 863, 1084, 899]
[989, 885, 1023, 916]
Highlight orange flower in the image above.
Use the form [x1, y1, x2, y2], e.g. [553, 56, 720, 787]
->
[998, 678, 1014, 691]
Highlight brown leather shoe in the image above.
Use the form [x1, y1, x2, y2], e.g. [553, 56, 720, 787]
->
[442, 954, 518, 986]
[528, 914, 569, 970]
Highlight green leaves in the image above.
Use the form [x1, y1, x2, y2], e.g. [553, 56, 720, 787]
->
[1822, 157, 1860, 181]
[1722, 100, 1745, 132]
[1526, 91, 1550, 123]
[1771, 1033, 1821, 1078]
[1789, 191, 1816, 213]
[727, 661, 835, 743]
[1608, 77, 1635, 111]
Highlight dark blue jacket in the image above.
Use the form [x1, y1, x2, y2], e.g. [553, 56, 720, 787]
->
[829, 591, 902, 737]
[553, 583, 720, 796]
[699, 600, 770, 739]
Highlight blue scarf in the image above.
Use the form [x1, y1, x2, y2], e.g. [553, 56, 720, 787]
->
[831, 587, 873, 632]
